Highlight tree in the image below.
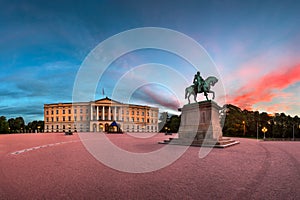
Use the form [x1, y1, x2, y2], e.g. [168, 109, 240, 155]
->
[0, 116, 9, 133]
[26, 120, 44, 133]
[169, 115, 180, 133]
[222, 104, 245, 137]
[8, 117, 25, 133]
[159, 112, 169, 132]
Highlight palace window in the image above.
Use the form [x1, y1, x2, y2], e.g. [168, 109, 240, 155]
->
[62, 110, 65, 114]
[74, 109, 77, 114]
[68, 109, 71, 114]
[68, 116, 71, 121]
[46, 110, 49, 115]
[51, 117, 54, 122]
[51, 110, 53, 115]
[56, 117, 59, 122]
[56, 110, 59, 114]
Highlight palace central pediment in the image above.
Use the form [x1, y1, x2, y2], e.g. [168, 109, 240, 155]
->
[93, 97, 122, 105]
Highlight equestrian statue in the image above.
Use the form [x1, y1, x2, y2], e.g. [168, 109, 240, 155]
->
[185, 71, 218, 104]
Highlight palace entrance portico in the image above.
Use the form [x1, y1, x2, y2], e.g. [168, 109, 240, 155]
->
[89, 98, 124, 132]
[91, 122, 110, 132]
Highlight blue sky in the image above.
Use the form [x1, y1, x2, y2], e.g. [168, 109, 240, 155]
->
[1, 0, 300, 122]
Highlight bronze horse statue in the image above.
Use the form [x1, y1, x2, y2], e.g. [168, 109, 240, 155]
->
[185, 76, 218, 103]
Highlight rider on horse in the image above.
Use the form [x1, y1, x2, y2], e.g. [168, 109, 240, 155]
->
[193, 71, 207, 93]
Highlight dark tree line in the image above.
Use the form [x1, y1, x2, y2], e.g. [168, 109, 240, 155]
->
[0, 116, 44, 134]
[221, 104, 300, 139]
[158, 104, 300, 139]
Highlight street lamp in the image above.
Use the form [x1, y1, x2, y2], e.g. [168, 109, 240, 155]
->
[262, 127, 268, 140]
[242, 121, 246, 136]
[293, 124, 295, 141]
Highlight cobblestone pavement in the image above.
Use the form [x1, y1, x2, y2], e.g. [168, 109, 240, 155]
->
[1, 133, 299, 199]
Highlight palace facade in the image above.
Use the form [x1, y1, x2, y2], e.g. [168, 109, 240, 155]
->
[44, 97, 159, 133]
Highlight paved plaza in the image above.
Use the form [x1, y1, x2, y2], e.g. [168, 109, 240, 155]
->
[1, 133, 300, 199]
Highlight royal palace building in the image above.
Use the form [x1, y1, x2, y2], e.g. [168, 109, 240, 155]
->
[44, 97, 159, 133]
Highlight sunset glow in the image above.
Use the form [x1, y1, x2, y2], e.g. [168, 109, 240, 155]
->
[1, 0, 300, 122]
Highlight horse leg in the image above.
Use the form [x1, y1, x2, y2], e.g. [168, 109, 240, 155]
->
[208, 90, 215, 99]
[194, 93, 197, 103]
[188, 93, 191, 104]
[211, 91, 215, 99]
[205, 92, 209, 101]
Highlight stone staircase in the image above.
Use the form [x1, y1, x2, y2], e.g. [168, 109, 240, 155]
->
[159, 137, 239, 148]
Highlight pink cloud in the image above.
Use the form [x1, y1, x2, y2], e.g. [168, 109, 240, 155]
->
[227, 64, 300, 111]
[140, 85, 180, 111]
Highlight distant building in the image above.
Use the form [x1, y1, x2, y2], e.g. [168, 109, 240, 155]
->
[44, 97, 159, 133]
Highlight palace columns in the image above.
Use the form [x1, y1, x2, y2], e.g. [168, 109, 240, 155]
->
[102, 106, 105, 120]
[114, 106, 117, 120]
[90, 105, 93, 120]
[118, 107, 122, 121]
[108, 107, 111, 120]
[96, 106, 99, 120]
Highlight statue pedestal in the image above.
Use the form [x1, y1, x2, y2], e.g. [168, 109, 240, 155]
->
[178, 100, 222, 141]
[160, 101, 239, 148]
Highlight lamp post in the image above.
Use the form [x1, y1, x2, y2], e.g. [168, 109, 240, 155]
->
[293, 124, 295, 141]
[256, 122, 258, 140]
[242, 121, 246, 136]
[262, 127, 268, 140]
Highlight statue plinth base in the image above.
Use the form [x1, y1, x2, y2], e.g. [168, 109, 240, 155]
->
[178, 100, 222, 141]
[160, 101, 239, 148]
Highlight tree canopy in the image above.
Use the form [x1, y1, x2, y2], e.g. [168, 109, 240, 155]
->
[0, 116, 44, 134]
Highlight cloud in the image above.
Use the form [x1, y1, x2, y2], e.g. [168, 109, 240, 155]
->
[0, 104, 43, 123]
[227, 63, 300, 110]
[131, 84, 181, 112]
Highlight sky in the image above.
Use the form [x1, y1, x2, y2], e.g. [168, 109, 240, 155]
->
[0, 0, 300, 123]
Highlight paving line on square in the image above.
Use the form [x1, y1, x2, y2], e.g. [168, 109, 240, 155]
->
[10, 140, 81, 155]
